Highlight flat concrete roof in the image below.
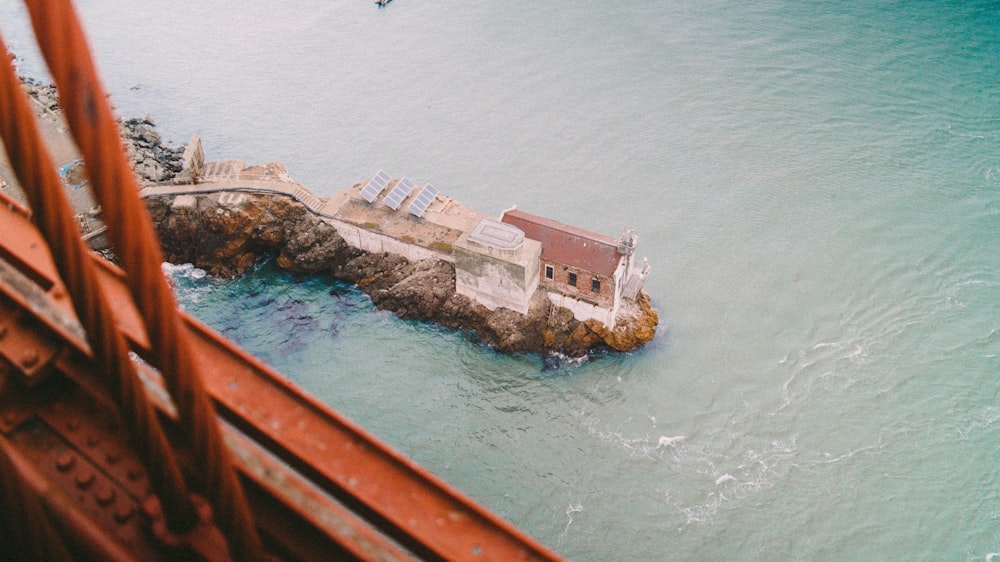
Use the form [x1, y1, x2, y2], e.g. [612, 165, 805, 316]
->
[326, 178, 484, 250]
[467, 218, 524, 250]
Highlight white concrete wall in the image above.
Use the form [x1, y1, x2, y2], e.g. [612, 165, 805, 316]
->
[546, 291, 616, 327]
[456, 273, 517, 313]
[455, 260, 538, 315]
[326, 219, 453, 264]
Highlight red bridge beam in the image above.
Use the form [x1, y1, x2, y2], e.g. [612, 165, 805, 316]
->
[0, 191, 563, 561]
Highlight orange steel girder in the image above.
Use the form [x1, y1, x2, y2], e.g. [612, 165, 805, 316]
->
[0, 190, 563, 560]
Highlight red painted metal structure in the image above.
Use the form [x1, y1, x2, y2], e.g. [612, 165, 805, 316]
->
[0, 2, 564, 560]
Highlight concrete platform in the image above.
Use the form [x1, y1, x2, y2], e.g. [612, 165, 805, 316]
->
[326, 178, 484, 251]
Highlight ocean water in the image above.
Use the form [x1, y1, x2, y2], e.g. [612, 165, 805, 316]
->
[3, 1, 1000, 559]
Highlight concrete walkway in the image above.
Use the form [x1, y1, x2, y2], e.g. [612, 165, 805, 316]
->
[141, 178, 334, 217]
[139, 165, 338, 219]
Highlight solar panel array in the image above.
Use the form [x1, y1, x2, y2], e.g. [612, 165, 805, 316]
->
[359, 170, 390, 203]
[383, 177, 416, 210]
[408, 184, 439, 218]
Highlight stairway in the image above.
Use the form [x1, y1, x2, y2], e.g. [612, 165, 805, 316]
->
[291, 185, 323, 212]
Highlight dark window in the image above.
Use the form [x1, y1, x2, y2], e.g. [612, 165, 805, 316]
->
[568, 272, 577, 287]
[591, 278, 601, 293]
[545, 264, 553, 280]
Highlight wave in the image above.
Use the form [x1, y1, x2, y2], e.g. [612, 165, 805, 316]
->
[658, 435, 687, 448]
[162, 261, 207, 281]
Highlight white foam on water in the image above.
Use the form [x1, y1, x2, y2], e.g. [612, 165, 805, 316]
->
[658, 435, 686, 448]
[558, 502, 584, 545]
[715, 473, 736, 486]
[161, 261, 207, 280]
[958, 406, 1000, 441]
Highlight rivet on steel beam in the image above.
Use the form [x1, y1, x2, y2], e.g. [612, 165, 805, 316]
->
[75, 470, 95, 490]
[19, 350, 39, 369]
[126, 466, 142, 481]
[56, 452, 76, 472]
[105, 450, 120, 465]
[95, 484, 116, 506]
[113, 503, 134, 524]
[66, 417, 81, 431]
[141, 496, 163, 521]
[85, 434, 101, 447]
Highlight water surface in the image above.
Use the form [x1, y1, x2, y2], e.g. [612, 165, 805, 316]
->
[4, 2, 999, 559]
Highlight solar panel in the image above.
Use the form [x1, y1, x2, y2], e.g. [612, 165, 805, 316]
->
[407, 184, 439, 218]
[359, 170, 390, 203]
[383, 177, 416, 210]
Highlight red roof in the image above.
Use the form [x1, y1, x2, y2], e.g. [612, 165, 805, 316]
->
[501, 209, 622, 278]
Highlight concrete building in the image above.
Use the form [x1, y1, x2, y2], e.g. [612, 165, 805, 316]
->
[454, 218, 541, 315]
[501, 208, 650, 326]
[325, 175, 651, 326]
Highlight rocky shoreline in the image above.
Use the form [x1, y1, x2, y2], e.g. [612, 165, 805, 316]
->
[21, 77, 185, 184]
[21, 75, 657, 358]
[145, 190, 658, 357]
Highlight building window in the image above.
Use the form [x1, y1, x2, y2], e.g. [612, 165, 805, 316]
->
[545, 264, 553, 280]
[568, 272, 577, 287]
[591, 278, 601, 293]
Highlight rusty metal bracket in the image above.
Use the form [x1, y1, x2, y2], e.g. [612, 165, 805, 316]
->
[0, 295, 62, 381]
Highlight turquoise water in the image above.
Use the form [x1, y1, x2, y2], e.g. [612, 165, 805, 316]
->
[4, 1, 1000, 559]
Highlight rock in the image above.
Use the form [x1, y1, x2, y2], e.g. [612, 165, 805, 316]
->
[119, 116, 182, 184]
[149, 192, 347, 278]
[584, 291, 659, 351]
[277, 218, 346, 274]
[21, 79, 60, 112]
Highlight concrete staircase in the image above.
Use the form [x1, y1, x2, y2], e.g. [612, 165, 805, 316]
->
[291, 185, 324, 212]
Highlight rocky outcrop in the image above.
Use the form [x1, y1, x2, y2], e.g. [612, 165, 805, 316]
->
[20, 77, 60, 113]
[339, 252, 658, 355]
[146, 192, 348, 277]
[119, 116, 185, 183]
[146, 191, 658, 357]
[22, 76, 182, 184]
